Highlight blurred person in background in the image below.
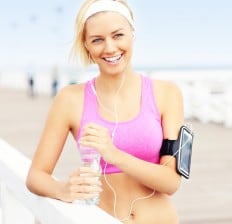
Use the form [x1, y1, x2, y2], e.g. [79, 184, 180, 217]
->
[27, 72, 35, 97]
[51, 65, 59, 97]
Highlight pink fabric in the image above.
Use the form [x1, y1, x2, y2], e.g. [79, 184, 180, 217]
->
[76, 75, 163, 174]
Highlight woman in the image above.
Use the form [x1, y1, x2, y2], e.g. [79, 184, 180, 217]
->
[26, 0, 184, 223]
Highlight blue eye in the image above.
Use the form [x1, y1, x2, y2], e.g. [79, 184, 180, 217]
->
[114, 33, 124, 39]
[92, 38, 103, 43]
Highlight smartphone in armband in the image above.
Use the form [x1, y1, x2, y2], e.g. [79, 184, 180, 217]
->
[175, 125, 194, 179]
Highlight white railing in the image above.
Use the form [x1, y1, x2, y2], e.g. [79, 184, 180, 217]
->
[0, 139, 121, 224]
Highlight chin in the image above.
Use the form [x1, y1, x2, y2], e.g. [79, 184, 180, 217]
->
[104, 67, 126, 76]
[101, 62, 131, 76]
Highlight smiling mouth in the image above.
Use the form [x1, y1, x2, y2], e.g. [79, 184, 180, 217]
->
[103, 54, 122, 63]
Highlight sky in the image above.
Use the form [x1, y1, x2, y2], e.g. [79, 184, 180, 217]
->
[0, 0, 232, 70]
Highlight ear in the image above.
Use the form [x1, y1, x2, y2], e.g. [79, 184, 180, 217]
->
[132, 31, 135, 40]
[84, 42, 88, 50]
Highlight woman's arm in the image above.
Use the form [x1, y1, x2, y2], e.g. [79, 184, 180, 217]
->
[114, 81, 183, 194]
[26, 85, 102, 202]
[26, 86, 76, 201]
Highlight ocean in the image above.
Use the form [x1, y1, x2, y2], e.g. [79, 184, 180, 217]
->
[0, 66, 232, 127]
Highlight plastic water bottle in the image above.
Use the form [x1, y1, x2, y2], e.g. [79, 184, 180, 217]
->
[75, 146, 102, 205]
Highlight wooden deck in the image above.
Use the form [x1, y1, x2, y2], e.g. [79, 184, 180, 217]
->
[173, 121, 232, 223]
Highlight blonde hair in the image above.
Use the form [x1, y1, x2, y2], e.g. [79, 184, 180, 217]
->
[70, 0, 134, 67]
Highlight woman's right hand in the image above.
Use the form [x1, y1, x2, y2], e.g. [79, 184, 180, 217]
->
[60, 166, 102, 203]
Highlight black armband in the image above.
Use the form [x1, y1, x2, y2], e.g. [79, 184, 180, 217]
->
[159, 125, 194, 179]
[159, 139, 177, 157]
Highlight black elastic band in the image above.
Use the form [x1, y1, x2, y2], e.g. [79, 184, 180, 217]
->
[159, 139, 176, 157]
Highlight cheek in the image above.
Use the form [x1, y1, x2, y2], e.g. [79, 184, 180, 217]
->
[122, 40, 133, 57]
[88, 46, 102, 58]
[121, 37, 134, 51]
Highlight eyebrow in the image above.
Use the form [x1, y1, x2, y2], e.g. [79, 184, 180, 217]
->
[88, 28, 125, 39]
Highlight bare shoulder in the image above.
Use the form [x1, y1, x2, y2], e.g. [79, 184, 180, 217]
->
[152, 79, 183, 114]
[55, 83, 85, 103]
[47, 83, 85, 134]
[153, 79, 182, 98]
[54, 83, 85, 115]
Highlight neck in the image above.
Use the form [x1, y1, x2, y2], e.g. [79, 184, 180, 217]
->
[96, 67, 136, 95]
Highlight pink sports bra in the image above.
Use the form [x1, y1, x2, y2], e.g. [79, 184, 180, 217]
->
[76, 75, 163, 174]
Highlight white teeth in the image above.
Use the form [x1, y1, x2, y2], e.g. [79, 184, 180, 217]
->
[104, 55, 121, 62]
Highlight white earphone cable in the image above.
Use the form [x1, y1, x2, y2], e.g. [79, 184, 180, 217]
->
[92, 75, 155, 222]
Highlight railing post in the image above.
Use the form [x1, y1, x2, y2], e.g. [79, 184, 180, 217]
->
[0, 181, 35, 224]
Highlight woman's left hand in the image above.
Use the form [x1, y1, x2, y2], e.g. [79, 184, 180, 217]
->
[78, 123, 118, 164]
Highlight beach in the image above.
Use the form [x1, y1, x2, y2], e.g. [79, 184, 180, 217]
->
[0, 87, 232, 223]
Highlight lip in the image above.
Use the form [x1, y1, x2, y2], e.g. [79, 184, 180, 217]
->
[102, 54, 123, 65]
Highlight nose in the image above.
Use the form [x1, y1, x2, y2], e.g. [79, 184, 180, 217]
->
[103, 38, 117, 53]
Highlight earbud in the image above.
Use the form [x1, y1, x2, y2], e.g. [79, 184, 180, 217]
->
[91, 81, 97, 95]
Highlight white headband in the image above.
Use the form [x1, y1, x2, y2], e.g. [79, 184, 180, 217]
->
[84, 0, 134, 29]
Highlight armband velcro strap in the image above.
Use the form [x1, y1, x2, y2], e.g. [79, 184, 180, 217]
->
[159, 139, 177, 157]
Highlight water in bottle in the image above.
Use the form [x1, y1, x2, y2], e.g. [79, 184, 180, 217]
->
[75, 146, 102, 205]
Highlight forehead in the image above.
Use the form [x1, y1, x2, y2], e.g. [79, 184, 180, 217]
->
[85, 11, 131, 36]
